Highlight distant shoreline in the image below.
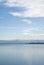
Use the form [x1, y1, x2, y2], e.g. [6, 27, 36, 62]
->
[0, 43, 44, 45]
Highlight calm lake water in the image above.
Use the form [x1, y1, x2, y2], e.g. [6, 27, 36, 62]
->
[0, 44, 44, 65]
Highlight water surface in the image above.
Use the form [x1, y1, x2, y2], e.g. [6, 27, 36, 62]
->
[0, 44, 44, 65]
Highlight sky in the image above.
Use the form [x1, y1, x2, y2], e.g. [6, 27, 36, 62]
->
[0, 0, 44, 40]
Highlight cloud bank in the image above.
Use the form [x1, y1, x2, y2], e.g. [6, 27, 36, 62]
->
[3, 0, 44, 17]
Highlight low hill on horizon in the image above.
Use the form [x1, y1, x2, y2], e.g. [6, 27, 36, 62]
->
[0, 40, 44, 44]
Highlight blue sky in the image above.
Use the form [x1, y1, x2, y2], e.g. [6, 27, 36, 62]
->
[0, 0, 44, 40]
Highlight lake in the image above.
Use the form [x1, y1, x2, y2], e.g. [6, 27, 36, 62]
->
[0, 44, 44, 65]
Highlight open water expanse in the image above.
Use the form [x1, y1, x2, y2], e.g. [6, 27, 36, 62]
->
[0, 44, 44, 65]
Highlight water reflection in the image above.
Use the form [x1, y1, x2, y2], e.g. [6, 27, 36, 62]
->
[0, 44, 44, 65]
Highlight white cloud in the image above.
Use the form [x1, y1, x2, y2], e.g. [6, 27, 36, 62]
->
[22, 27, 41, 35]
[9, 12, 22, 16]
[22, 19, 32, 24]
[4, 0, 16, 7]
[19, 27, 44, 40]
[3, 0, 44, 17]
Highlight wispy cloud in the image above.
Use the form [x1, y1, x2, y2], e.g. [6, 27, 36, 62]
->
[0, 0, 44, 40]
[22, 28, 44, 39]
[3, 0, 44, 17]
[22, 19, 32, 24]
[9, 12, 22, 16]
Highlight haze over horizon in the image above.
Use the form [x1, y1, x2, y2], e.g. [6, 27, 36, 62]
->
[0, 0, 44, 40]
